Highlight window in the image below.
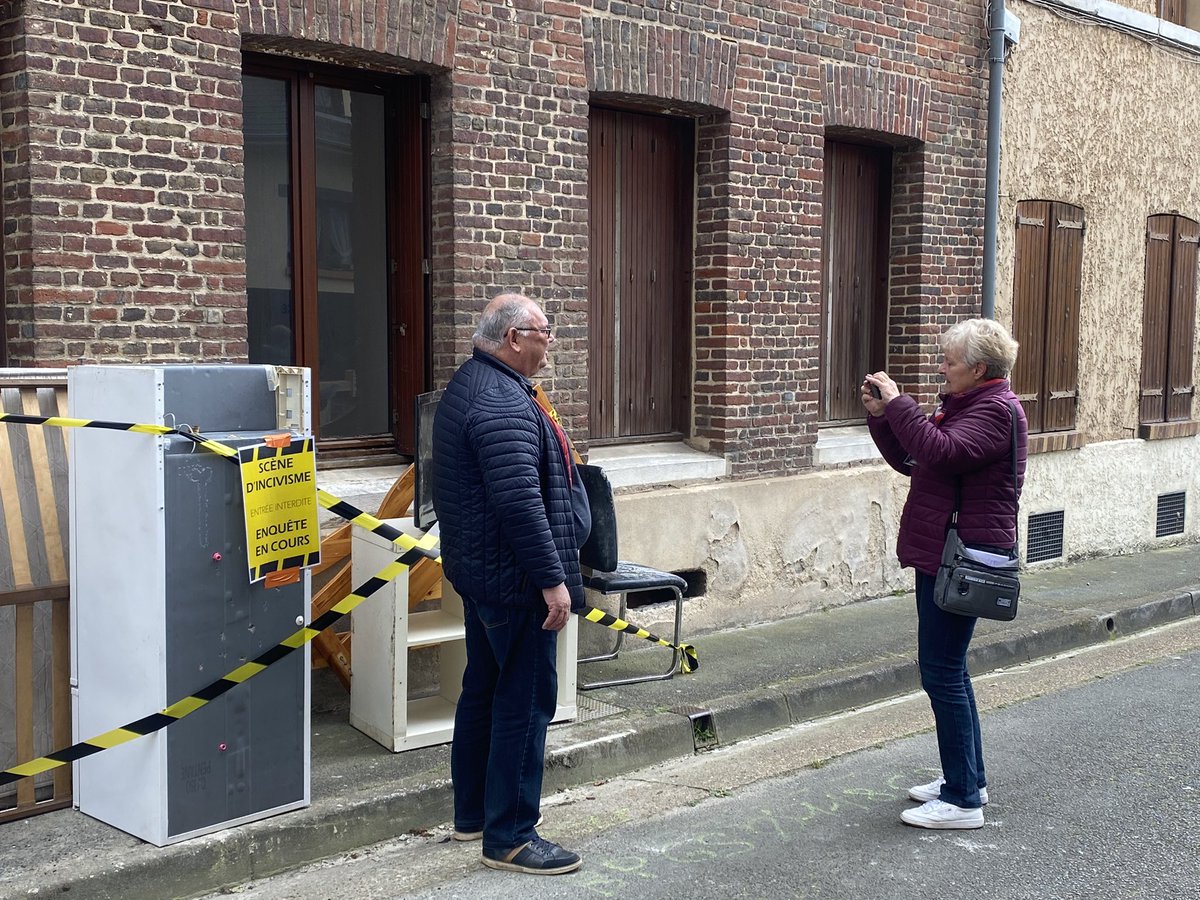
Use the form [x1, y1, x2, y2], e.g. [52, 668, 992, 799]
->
[1011, 200, 1084, 434]
[242, 57, 427, 455]
[820, 141, 891, 423]
[587, 106, 695, 441]
[1139, 214, 1198, 424]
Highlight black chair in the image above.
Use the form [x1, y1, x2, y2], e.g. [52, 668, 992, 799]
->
[576, 464, 688, 690]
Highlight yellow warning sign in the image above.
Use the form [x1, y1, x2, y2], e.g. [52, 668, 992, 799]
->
[239, 436, 320, 582]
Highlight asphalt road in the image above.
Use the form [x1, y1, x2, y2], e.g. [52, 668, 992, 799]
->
[209, 618, 1200, 900]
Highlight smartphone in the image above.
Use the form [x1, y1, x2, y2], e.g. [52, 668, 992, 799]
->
[869, 383, 881, 400]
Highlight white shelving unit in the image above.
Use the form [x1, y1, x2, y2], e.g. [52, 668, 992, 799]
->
[350, 518, 577, 752]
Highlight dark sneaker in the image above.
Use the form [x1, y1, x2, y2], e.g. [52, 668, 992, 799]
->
[453, 813, 543, 842]
[482, 837, 582, 875]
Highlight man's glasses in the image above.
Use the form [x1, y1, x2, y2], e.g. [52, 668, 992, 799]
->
[513, 326, 552, 337]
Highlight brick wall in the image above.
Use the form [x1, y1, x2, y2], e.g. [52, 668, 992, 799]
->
[2, 0, 988, 478]
[1, 0, 249, 363]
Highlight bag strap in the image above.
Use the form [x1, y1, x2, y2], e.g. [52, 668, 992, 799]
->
[951, 401, 1021, 546]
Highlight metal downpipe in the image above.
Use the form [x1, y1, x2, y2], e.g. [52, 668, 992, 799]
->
[981, 0, 1006, 319]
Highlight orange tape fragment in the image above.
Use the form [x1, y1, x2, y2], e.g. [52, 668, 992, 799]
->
[264, 568, 301, 589]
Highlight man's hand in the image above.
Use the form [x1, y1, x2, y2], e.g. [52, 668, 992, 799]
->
[542, 583, 571, 632]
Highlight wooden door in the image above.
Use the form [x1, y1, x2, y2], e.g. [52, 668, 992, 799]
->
[820, 141, 891, 423]
[588, 107, 694, 441]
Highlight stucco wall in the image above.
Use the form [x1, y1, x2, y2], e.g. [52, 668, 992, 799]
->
[998, 1, 1200, 440]
[612, 433, 1199, 636]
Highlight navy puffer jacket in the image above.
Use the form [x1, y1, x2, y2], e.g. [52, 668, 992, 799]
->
[868, 379, 1028, 576]
[432, 349, 584, 610]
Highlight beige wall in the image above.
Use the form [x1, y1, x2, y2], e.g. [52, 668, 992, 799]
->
[998, 0, 1200, 440]
[607, 432, 1200, 637]
[1123, 0, 1159, 15]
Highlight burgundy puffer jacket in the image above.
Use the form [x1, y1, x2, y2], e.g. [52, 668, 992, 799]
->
[868, 379, 1028, 576]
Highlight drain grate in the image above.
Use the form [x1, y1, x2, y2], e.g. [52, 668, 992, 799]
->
[1156, 491, 1186, 537]
[1027, 510, 1065, 563]
[550, 691, 623, 728]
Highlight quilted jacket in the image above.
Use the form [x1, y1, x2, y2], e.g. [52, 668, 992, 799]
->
[431, 349, 584, 610]
[868, 379, 1028, 576]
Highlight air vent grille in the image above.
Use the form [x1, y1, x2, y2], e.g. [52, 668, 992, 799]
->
[1027, 510, 1065, 563]
[1156, 491, 1186, 538]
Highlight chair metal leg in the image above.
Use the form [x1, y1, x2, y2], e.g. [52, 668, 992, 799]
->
[577, 591, 627, 664]
[578, 586, 684, 691]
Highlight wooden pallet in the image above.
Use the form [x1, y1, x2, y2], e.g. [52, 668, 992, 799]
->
[309, 465, 442, 688]
[0, 374, 73, 824]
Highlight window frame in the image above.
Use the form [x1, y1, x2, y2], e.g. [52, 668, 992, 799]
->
[241, 54, 428, 457]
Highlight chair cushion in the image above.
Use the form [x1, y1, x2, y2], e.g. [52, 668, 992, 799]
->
[582, 561, 687, 594]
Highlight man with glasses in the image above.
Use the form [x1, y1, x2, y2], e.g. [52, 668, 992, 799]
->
[432, 292, 588, 875]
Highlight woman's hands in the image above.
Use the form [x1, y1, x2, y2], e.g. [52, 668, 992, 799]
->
[861, 371, 899, 417]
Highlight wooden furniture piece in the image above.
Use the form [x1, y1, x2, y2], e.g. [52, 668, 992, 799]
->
[307, 465, 443, 688]
[349, 517, 577, 751]
[0, 370, 73, 824]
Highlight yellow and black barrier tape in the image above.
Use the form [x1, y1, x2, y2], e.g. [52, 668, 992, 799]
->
[581, 607, 699, 674]
[0, 541, 432, 788]
[170, 429, 441, 563]
[0, 413, 698, 784]
[0, 410, 441, 564]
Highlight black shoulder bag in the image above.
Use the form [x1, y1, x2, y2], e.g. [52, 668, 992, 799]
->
[933, 401, 1021, 621]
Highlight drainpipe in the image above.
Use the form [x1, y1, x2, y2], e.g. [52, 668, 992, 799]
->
[981, 0, 1006, 319]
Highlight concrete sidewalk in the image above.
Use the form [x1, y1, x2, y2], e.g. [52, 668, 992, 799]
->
[3, 545, 1198, 900]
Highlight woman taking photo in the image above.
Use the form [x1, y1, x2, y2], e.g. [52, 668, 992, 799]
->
[863, 318, 1028, 830]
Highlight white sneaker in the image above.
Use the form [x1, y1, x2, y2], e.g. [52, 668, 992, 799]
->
[907, 776, 988, 806]
[901, 799, 985, 829]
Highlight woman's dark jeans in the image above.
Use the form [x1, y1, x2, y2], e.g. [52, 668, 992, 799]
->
[915, 570, 986, 809]
[451, 594, 558, 855]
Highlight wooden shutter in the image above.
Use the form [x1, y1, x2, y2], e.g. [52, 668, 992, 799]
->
[1167, 217, 1199, 421]
[1043, 202, 1084, 431]
[1011, 200, 1083, 434]
[1140, 214, 1198, 424]
[820, 141, 891, 422]
[588, 108, 617, 438]
[1140, 215, 1175, 423]
[1161, 0, 1186, 25]
[1011, 201, 1050, 432]
[588, 106, 694, 440]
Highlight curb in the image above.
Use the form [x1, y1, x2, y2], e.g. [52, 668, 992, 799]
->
[11, 590, 1199, 900]
[692, 588, 1200, 752]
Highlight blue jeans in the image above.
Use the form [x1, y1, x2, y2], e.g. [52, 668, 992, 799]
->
[451, 594, 558, 855]
[915, 570, 986, 809]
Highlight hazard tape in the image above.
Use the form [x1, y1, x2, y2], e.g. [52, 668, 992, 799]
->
[0, 411, 442, 564]
[0, 543, 432, 787]
[0, 411, 698, 785]
[581, 607, 699, 674]
[171, 429, 441, 563]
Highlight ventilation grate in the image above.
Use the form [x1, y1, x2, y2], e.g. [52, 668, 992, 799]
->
[1027, 510, 1065, 563]
[1156, 491, 1186, 538]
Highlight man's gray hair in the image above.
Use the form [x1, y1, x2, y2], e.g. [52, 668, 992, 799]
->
[941, 318, 1020, 379]
[472, 294, 534, 353]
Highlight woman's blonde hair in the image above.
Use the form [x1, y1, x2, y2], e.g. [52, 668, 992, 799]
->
[941, 318, 1019, 379]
